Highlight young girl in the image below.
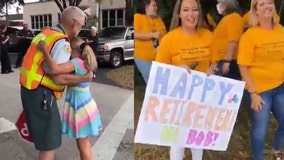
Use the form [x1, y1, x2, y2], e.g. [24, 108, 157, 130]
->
[37, 37, 102, 160]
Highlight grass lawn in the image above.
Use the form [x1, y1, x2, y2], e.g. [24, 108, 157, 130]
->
[106, 64, 134, 90]
[134, 66, 279, 160]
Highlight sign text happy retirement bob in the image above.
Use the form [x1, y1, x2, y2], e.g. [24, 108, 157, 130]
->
[134, 62, 245, 151]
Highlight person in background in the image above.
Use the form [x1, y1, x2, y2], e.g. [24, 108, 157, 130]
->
[87, 26, 99, 79]
[37, 36, 101, 160]
[15, 23, 33, 68]
[88, 26, 99, 54]
[238, 0, 284, 159]
[156, 0, 214, 159]
[211, 0, 243, 80]
[0, 24, 13, 74]
[19, 6, 93, 160]
[134, 0, 166, 84]
[203, 2, 223, 31]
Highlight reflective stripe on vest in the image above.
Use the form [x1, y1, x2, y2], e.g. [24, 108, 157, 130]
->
[20, 29, 69, 99]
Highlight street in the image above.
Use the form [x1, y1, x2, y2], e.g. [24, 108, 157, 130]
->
[0, 53, 134, 160]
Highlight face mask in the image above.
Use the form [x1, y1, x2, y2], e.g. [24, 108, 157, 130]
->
[216, 3, 224, 14]
[147, 11, 158, 18]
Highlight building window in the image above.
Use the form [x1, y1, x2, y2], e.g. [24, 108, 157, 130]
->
[31, 14, 52, 29]
[101, 9, 125, 28]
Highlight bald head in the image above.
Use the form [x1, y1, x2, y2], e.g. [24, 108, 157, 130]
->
[60, 6, 86, 26]
[59, 6, 86, 38]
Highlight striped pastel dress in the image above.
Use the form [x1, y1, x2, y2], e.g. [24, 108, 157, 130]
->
[61, 58, 102, 138]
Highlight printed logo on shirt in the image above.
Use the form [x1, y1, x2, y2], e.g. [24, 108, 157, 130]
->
[64, 45, 71, 52]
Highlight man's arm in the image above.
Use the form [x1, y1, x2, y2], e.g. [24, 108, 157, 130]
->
[43, 38, 92, 84]
[52, 71, 93, 85]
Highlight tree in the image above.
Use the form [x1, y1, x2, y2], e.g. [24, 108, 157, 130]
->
[125, 0, 133, 26]
[0, 0, 24, 13]
[54, 0, 83, 12]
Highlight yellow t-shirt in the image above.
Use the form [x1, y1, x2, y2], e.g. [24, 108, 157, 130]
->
[243, 11, 280, 27]
[211, 13, 244, 63]
[155, 27, 212, 73]
[238, 24, 284, 93]
[134, 13, 167, 61]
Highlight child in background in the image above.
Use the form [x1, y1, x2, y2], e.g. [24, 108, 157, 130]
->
[37, 37, 102, 160]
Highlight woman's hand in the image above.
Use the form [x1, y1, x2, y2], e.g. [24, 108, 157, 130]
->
[179, 65, 191, 74]
[222, 62, 230, 75]
[37, 40, 48, 54]
[151, 31, 161, 39]
[207, 64, 217, 76]
[250, 93, 265, 112]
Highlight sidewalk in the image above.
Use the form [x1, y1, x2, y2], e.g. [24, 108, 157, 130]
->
[0, 69, 134, 160]
[92, 93, 134, 160]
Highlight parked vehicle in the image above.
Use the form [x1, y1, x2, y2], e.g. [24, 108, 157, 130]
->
[7, 28, 41, 53]
[31, 29, 41, 36]
[7, 27, 20, 53]
[96, 26, 134, 68]
[78, 29, 91, 40]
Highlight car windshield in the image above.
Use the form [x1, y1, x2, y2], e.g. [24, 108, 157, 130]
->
[99, 27, 126, 39]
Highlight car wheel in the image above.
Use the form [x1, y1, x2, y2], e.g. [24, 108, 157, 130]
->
[110, 51, 122, 68]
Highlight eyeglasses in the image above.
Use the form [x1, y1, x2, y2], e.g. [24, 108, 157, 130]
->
[73, 18, 85, 27]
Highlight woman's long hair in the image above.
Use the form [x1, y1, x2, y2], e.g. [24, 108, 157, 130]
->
[169, 0, 204, 31]
[136, 0, 155, 14]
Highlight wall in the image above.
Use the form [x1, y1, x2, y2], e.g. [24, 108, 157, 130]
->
[23, 0, 126, 29]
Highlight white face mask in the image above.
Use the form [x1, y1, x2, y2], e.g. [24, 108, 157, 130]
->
[147, 11, 158, 18]
[216, 3, 224, 14]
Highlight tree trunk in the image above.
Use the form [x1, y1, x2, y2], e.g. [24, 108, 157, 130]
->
[54, 0, 64, 12]
[125, 0, 133, 26]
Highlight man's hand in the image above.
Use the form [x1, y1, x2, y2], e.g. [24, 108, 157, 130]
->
[52, 74, 66, 85]
[37, 40, 48, 54]
[52, 70, 94, 85]
[85, 69, 94, 81]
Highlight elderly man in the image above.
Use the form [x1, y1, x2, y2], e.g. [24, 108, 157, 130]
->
[19, 6, 92, 160]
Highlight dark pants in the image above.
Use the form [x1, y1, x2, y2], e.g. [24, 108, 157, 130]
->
[20, 85, 62, 151]
[0, 46, 12, 73]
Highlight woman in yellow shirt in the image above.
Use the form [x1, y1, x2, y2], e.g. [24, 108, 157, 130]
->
[211, 0, 243, 80]
[134, 0, 166, 84]
[238, 0, 284, 159]
[156, 0, 213, 159]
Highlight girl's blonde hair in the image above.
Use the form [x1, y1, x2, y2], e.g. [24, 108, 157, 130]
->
[71, 37, 98, 72]
[169, 0, 204, 31]
[249, 0, 279, 27]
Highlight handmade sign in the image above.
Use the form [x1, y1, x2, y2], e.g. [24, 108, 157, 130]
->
[134, 62, 245, 151]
